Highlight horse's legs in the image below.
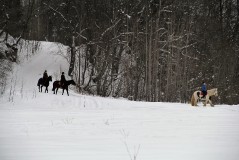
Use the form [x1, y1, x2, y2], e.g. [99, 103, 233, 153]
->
[203, 96, 208, 106]
[40, 86, 43, 92]
[195, 98, 198, 106]
[62, 89, 64, 95]
[45, 87, 48, 93]
[56, 88, 58, 95]
[67, 88, 69, 96]
[38, 86, 40, 92]
[208, 98, 214, 107]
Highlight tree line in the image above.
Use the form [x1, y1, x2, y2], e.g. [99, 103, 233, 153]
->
[1, 0, 239, 104]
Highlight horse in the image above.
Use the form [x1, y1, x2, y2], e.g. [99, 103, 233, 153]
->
[52, 80, 76, 96]
[37, 76, 52, 93]
[191, 88, 218, 107]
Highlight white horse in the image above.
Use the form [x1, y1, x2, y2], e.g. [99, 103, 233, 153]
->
[191, 88, 218, 107]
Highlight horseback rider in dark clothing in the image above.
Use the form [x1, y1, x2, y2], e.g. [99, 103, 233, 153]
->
[60, 72, 66, 87]
[43, 70, 48, 85]
[201, 82, 207, 99]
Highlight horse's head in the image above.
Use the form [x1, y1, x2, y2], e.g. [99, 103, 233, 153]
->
[71, 80, 76, 85]
[48, 76, 52, 82]
[207, 88, 218, 97]
[213, 88, 218, 96]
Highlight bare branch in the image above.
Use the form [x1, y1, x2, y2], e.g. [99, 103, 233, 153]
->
[101, 19, 121, 37]
[43, 2, 67, 22]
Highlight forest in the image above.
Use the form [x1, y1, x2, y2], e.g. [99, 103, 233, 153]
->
[0, 0, 239, 104]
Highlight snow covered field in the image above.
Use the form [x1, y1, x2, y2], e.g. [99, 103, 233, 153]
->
[0, 41, 239, 160]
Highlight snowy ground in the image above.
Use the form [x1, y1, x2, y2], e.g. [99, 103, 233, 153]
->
[0, 41, 239, 160]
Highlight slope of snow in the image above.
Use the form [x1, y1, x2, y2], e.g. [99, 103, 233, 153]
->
[0, 41, 239, 160]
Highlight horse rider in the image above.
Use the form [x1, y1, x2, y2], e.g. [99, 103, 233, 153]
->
[43, 70, 48, 84]
[60, 72, 66, 87]
[201, 81, 207, 99]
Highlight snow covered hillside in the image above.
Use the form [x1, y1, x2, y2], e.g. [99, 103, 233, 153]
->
[0, 41, 239, 160]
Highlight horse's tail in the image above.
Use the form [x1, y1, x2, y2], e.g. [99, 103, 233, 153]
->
[191, 93, 195, 106]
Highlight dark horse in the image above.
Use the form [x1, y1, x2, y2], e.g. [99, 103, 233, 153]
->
[37, 76, 52, 93]
[52, 80, 76, 96]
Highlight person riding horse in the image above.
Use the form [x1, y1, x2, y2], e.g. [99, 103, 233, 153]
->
[43, 70, 48, 85]
[201, 82, 207, 99]
[60, 72, 66, 87]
